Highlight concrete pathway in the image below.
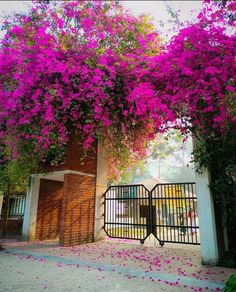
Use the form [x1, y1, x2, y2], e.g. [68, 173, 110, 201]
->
[0, 238, 235, 292]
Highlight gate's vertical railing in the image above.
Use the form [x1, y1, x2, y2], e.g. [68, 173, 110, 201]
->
[147, 189, 165, 246]
[148, 190, 152, 236]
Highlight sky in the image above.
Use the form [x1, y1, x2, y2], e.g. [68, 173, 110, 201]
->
[0, 1, 203, 39]
[124, 1, 202, 38]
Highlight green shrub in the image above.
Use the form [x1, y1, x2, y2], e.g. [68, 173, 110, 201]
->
[224, 275, 236, 292]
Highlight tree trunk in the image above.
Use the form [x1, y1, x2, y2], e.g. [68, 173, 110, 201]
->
[1, 181, 11, 238]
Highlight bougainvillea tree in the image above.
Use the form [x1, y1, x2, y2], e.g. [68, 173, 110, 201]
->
[0, 0, 162, 179]
[128, 1, 235, 133]
[0, 1, 235, 170]
[127, 0, 236, 252]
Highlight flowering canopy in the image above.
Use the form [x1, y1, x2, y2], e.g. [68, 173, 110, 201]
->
[0, 0, 160, 173]
[0, 0, 235, 178]
[130, 27, 236, 137]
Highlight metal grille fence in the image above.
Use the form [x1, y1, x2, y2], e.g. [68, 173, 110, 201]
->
[104, 185, 150, 243]
[0, 194, 26, 219]
[104, 183, 200, 246]
[151, 183, 199, 245]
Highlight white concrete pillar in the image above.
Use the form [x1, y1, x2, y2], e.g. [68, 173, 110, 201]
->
[94, 141, 108, 241]
[0, 193, 3, 216]
[22, 176, 41, 240]
[195, 168, 219, 265]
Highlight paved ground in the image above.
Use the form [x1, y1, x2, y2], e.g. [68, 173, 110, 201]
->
[0, 237, 235, 292]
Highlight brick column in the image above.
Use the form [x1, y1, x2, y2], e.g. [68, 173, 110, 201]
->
[60, 173, 96, 246]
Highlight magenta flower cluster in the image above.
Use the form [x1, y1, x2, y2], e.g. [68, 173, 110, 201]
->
[0, 0, 235, 176]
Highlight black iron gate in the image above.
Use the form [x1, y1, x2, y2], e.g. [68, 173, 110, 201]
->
[103, 183, 200, 246]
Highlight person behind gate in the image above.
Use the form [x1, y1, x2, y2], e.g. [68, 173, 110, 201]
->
[188, 207, 197, 235]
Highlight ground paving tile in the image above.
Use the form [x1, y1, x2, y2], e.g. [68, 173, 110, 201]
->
[0, 238, 235, 292]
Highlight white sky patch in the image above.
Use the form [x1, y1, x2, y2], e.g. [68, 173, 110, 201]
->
[0, 1, 28, 15]
[0, 1, 203, 40]
[123, 1, 203, 39]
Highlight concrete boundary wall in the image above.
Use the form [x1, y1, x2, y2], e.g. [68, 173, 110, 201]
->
[94, 141, 108, 241]
[195, 168, 219, 265]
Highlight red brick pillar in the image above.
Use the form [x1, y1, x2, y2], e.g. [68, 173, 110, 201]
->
[60, 173, 96, 246]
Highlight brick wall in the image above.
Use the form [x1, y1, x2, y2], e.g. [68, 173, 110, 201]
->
[60, 173, 96, 246]
[35, 179, 64, 241]
[50, 138, 97, 175]
[34, 137, 98, 246]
